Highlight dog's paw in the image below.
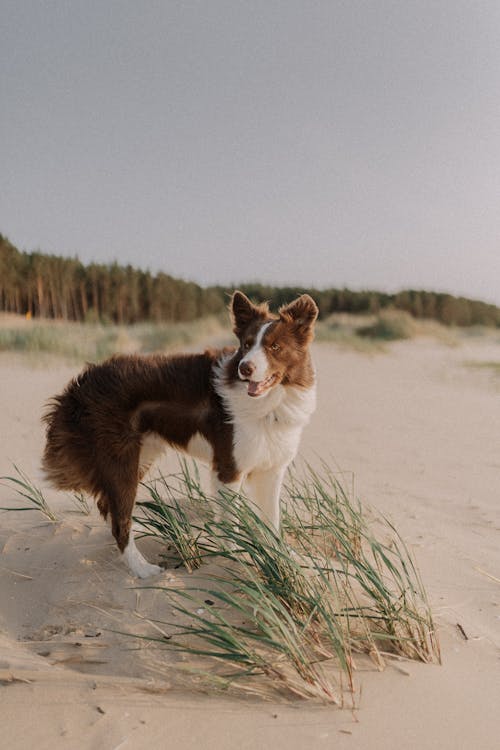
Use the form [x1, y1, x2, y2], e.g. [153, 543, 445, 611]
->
[132, 560, 163, 579]
[122, 537, 163, 578]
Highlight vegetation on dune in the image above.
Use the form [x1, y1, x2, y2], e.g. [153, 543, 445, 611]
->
[0, 316, 227, 361]
[357, 309, 417, 341]
[1, 459, 440, 703]
[131, 460, 440, 703]
[0, 465, 59, 522]
[1, 233, 499, 328]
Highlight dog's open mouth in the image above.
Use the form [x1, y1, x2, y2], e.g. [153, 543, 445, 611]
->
[246, 373, 278, 397]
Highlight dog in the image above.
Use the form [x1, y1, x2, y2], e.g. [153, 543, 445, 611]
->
[42, 291, 318, 577]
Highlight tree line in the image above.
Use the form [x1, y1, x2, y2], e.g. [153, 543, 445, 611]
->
[1, 234, 499, 327]
[234, 283, 500, 327]
[0, 234, 224, 323]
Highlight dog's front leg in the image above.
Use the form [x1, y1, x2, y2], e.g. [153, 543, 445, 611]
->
[244, 466, 286, 531]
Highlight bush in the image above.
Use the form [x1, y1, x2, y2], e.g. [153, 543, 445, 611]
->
[358, 310, 417, 341]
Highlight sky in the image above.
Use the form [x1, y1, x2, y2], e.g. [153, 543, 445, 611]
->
[2, 1, 500, 304]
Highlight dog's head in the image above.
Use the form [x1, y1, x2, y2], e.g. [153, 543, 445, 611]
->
[230, 291, 318, 398]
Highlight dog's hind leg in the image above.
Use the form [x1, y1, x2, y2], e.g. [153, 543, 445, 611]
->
[100, 453, 162, 578]
[112, 488, 163, 578]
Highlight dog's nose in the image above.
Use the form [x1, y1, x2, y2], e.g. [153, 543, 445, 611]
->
[239, 360, 255, 379]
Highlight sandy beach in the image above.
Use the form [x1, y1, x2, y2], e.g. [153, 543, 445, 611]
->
[1, 336, 499, 749]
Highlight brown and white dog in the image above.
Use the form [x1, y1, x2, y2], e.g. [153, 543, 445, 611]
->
[42, 291, 318, 577]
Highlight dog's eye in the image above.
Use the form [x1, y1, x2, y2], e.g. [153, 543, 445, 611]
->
[270, 343, 280, 352]
[243, 341, 251, 350]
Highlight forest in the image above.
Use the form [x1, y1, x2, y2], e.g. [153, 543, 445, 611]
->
[1, 234, 499, 327]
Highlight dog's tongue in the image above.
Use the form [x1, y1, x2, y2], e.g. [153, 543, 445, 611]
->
[248, 380, 266, 397]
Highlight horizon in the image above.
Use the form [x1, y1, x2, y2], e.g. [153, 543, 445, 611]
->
[3, 230, 499, 310]
[3, 3, 500, 306]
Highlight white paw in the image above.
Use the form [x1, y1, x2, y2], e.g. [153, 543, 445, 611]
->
[131, 560, 163, 579]
[122, 535, 163, 578]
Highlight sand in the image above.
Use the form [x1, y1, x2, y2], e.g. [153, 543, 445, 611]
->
[1, 336, 499, 749]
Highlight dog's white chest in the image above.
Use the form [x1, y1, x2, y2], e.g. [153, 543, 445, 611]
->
[233, 416, 302, 473]
[222, 382, 316, 474]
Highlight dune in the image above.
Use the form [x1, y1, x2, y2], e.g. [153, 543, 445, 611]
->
[1, 336, 499, 749]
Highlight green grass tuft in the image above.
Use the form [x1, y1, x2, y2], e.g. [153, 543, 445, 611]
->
[132, 459, 440, 703]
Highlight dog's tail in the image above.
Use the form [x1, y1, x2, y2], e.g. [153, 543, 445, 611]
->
[41, 380, 90, 493]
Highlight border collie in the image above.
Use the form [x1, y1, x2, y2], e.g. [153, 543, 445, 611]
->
[42, 291, 318, 577]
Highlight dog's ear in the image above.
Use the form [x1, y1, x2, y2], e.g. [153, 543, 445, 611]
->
[279, 295, 319, 341]
[230, 291, 268, 337]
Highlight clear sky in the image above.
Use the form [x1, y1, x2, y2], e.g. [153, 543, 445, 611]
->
[2, 1, 500, 303]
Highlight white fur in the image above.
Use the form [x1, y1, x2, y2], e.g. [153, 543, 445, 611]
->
[244, 466, 286, 529]
[214, 354, 316, 527]
[122, 529, 162, 578]
[228, 384, 315, 473]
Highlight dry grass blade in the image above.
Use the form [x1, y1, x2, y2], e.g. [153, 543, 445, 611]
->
[68, 491, 91, 515]
[0, 464, 58, 522]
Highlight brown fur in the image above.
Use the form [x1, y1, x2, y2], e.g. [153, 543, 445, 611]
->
[228, 291, 317, 390]
[42, 350, 238, 551]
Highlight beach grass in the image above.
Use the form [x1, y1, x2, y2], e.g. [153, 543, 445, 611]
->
[1, 458, 440, 702]
[0, 464, 58, 522]
[315, 314, 384, 351]
[358, 309, 417, 341]
[135, 469, 206, 573]
[68, 491, 92, 515]
[0, 315, 229, 363]
[132, 459, 440, 702]
[0, 311, 464, 364]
